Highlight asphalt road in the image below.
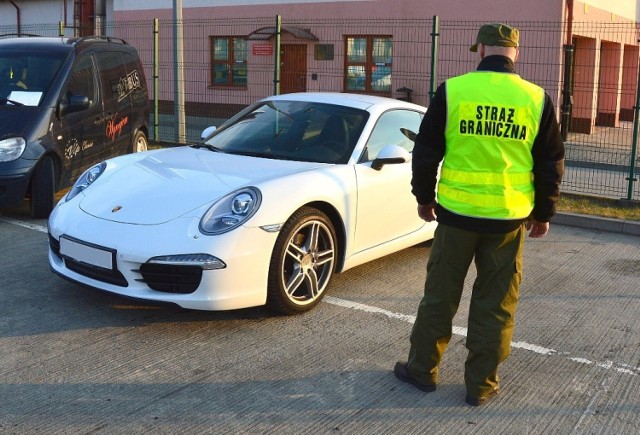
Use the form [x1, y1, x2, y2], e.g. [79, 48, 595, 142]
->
[1, 202, 639, 434]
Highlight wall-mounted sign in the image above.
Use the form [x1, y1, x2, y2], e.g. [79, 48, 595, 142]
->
[314, 44, 334, 60]
[252, 44, 273, 56]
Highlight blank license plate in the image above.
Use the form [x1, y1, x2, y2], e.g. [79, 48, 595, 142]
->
[60, 236, 114, 270]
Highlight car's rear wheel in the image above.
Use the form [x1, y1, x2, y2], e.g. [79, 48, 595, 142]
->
[29, 156, 55, 218]
[132, 130, 148, 153]
[267, 206, 337, 314]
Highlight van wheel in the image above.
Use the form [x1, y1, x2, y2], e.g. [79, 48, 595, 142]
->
[132, 130, 148, 153]
[30, 157, 55, 219]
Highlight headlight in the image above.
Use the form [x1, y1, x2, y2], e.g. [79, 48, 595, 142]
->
[66, 162, 106, 201]
[0, 137, 26, 162]
[200, 187, 262, 235]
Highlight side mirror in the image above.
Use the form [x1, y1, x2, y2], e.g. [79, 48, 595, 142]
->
[59, 95, 90, 117]
[371, 144, 412, 171]
[200, 126, 217, 140]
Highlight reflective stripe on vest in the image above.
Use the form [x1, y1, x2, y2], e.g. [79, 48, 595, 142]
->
[439, 71, 545, 219]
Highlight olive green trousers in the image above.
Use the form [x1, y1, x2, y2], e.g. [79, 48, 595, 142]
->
[407, 222, 525, 397]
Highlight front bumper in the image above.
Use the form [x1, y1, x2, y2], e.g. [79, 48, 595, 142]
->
[0, 156, 38, 207]
[48, 200, 279, 311]
[0, 172, 31, 208]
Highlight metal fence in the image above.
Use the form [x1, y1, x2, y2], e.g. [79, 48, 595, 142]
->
[2, 17, 639, 201]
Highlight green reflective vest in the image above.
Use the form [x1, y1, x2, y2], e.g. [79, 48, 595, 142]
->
[439, 71, 545, 219]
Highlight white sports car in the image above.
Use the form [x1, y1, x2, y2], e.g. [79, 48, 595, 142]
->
[48, 92, 436, 314]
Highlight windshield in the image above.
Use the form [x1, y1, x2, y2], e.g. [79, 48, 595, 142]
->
[201, 100, 369, 164]
[0, 51, 65, 106]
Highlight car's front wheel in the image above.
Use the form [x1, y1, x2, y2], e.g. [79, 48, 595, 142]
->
[267, 206, 337, 314]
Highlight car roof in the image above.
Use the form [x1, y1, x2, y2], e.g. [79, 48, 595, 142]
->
[0, 36, 74, 53]
[0, 35, 133, 54]
[265, 92, 426, 111]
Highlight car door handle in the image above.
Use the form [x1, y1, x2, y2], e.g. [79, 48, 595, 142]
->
[95, 112, 112, 124]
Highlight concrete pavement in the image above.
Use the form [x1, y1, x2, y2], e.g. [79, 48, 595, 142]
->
[0, 205, 638, 433]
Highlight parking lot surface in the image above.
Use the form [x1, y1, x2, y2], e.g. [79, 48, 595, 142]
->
[1, 203, 639, 434]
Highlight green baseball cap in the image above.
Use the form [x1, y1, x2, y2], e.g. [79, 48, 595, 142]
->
[470, 23, 519, 52]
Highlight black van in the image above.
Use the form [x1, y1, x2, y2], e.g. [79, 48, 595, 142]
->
[0, 35, 150, 218]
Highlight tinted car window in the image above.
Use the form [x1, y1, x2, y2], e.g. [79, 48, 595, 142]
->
[96, 51, 128, 101]
[65, 55, 97, 107]
[121, 51, 146, 102]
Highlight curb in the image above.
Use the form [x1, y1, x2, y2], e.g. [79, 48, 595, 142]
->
[554, 212, 640, 236]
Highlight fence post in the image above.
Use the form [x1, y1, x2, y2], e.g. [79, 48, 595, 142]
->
[626, 61, 640, 200]
[173, 0, 186, 144]
[273, 15, 282, 96]
[429, 16, 439, 104]
[560, 43, 574, 141]
[153, 18, 159, 143]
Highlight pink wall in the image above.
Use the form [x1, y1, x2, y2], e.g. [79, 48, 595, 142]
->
[620, 45, 639, 122]
[572, 36, 597, 133]
[113, 0, 639, 131]
[115, 0, 564, 22]
[597, 41, 623, 127]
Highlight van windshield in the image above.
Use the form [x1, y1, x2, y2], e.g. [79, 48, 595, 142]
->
[0, 51, 65, 106]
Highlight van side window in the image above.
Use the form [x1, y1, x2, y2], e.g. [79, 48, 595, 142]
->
[66, 55, 97, 107]
[97, 51, 127, 101]
[121, 52, 145, 98]
[97, 51, 145, 105]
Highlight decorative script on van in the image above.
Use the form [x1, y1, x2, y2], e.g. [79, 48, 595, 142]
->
[106, 113, 129, 141]
[63, 138, 93, 161]
[117, 70, 143, 102]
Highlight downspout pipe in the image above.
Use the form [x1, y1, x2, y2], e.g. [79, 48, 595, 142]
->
[560, 0, 575, 140]
[8, 0, 21, 35]
[273, 15, 282, 95]
[94, 0, 106, 35]
[566, 0, 573, 46]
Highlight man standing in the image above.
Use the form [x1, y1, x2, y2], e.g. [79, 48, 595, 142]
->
[394, 23, 565, 406]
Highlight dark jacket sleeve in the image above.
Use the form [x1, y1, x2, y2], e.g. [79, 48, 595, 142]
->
[411, 83, 447, 205]
[531, 93, 565, 222]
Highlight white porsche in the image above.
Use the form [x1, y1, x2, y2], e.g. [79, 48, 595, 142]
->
[48, 92, 436, 314]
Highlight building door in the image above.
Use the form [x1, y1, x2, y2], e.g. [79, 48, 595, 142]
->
[73, 0, 94, 36]
[280, 44, 307, 94]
